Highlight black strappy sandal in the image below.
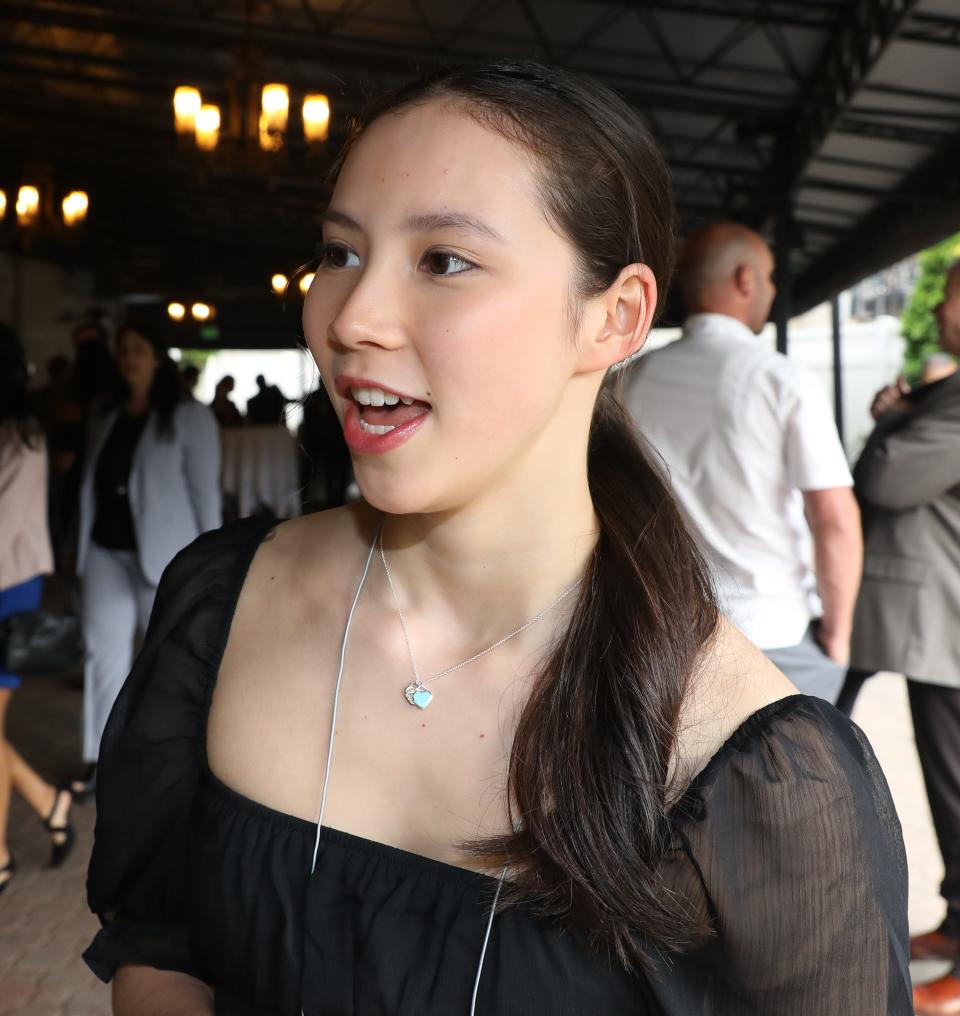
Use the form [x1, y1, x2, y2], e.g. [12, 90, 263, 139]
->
[44, 786, 75, 868]
[0, 854, 14, 894]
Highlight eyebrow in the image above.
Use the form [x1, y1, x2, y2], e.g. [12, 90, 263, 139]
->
[320, 208, 506, 243]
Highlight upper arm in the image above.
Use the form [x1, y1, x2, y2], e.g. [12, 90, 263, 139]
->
[654, 703, 911, 1015]
[83, 530, 238, 984]
[180, 404, 222, 530]
[779, 365, 852, 493]
[856, 404, 960, 510]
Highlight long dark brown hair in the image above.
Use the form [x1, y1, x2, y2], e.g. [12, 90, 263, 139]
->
[338, 61, 719, 970]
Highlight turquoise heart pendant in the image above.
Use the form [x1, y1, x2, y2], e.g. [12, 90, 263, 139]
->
[404, 683, 433, 709]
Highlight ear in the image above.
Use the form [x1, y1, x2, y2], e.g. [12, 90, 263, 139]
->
[733, 263, 754, 298]
[575, 263, 658, 374]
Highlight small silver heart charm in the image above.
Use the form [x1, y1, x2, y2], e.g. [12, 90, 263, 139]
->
[403, 683, 433, 709]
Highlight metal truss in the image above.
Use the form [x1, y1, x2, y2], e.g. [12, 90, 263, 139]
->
[796, 127, 960, 311]
[3, 0, 960, 312]
[743, 0, 921, 228]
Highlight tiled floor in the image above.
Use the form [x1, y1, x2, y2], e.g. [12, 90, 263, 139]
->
[0, 667, 946, 1013]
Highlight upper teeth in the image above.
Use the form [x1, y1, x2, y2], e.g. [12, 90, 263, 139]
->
[351, 386, 414, 407]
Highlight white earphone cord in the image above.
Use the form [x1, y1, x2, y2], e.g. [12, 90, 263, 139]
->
[306, 527, 503, 1016]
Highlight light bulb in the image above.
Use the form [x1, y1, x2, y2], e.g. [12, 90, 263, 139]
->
[271, 273, 288, 295]
[62, 190, 89, 227]
[174, 86, 202, 134]
[168, 302, 186, 322]
[16, 185, 40, 226]
[302, 94, 330, 143]
[195, 104, 221, 151]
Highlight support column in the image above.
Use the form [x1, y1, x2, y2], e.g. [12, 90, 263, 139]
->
[831, 292, 845, 448]
[774, 204, 794, 355]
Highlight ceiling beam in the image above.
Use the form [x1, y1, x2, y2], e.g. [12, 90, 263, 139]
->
[744, 0, 920, 228]
[796, 127, 960, 311]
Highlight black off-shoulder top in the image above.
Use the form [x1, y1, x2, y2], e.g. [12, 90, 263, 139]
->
[83, 517, 913, 1015]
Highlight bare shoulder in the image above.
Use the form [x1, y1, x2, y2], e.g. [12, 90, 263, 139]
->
[673, 617, 798, 790]
[223, 502, 381, 649]
[246, 502, 379, 591]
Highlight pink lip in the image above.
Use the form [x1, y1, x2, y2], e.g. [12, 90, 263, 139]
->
[333, 374, 432, 455]
[341, 400, 430, 454]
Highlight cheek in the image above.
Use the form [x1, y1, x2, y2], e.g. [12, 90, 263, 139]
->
[421, 282, 571, 433]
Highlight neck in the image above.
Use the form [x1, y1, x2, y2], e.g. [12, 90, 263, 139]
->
[126, 387, 150, 413]
[377, 454, 597, 649]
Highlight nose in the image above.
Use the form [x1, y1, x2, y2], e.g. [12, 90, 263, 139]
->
[327, 263, 407, 353]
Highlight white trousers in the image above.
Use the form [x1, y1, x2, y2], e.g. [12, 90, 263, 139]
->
[81, 543, 157, 763]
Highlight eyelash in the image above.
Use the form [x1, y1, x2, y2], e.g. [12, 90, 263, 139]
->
[316, 242, 477, 277]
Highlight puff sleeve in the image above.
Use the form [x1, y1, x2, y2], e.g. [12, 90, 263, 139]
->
[83, 519, 271, 983]
[650, 696, 912, 1014]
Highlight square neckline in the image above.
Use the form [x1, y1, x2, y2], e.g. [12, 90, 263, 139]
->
[199, 515, 811, 886]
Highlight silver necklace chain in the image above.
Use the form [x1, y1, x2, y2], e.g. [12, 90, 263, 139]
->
[378, 527, 582, 708]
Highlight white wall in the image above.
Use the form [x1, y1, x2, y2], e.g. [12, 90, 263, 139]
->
[176, 347, 321, 433]
[0, 253, 102, 380]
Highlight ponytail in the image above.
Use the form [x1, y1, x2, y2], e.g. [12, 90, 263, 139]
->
[466, 382, 719, 969]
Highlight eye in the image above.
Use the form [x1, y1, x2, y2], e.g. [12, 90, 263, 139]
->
[318, 242, 360, 270]
[420, 250, 475, 277]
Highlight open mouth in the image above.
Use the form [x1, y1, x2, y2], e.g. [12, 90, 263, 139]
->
[348, 384, 431, 435]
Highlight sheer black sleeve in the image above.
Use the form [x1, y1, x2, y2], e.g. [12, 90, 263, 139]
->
[651, 696, 912, 1014]
[82, 518, 271, 983]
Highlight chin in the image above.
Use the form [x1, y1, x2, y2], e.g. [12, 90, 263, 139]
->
[352, 460, 475, 519]
[353, 465, 441, 518]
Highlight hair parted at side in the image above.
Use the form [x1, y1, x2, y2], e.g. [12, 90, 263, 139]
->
[336, 60, 719, 970]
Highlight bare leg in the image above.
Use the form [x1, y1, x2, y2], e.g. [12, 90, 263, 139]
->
[4, 744, 59, 821]
[0, 689, 12, 884]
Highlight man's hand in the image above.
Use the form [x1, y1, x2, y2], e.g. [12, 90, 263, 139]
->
[870, 375, 912, 420]
[815, 625, 850, 667]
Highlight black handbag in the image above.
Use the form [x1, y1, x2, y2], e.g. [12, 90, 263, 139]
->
[0, 610, 85, 674]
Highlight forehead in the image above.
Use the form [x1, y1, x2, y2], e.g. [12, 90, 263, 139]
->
[333, 101, 544, 231]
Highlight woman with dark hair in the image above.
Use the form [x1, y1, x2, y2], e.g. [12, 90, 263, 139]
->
[83, 63, 910, 1014]
[0, 325, 74, 892]
[72, 321, 221, 795]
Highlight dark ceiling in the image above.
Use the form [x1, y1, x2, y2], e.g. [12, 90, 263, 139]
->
[3, 0, 960, 345]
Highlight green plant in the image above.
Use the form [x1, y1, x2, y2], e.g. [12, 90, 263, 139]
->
[901, 233, 960, 382]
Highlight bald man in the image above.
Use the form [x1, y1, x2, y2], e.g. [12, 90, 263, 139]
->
[623, 223, 862, 703]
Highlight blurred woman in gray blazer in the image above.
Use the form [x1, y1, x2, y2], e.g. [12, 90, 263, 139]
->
[73, 322, 221, 792]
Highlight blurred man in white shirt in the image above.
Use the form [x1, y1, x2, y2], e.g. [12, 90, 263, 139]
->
[623, 223, 862, 701]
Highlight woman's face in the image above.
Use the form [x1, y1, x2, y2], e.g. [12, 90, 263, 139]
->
[116, 330, 159, 392]
[304, 100, 598, 515]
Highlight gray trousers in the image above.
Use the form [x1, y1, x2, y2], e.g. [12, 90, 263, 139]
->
[81, 543, 157, 763]
[764, 624, 846, 704]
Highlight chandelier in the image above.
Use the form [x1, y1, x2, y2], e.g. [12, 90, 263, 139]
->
[0, 184, 89, 228]
[173, 82, 330, 153]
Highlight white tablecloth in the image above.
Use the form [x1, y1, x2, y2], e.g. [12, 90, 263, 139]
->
[220, 426, 301, 519]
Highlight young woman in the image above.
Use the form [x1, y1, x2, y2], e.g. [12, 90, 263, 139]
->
[84, 63, 911, 1014]
[0, 325, 74, 892]
[73, 323, 221, 795]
